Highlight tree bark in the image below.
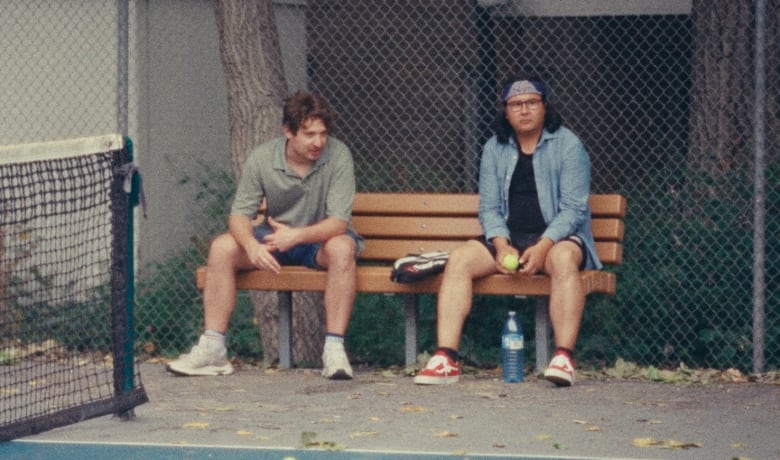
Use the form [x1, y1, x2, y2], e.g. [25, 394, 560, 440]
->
[213, 0, 325, 366]
[686, 0, 762, 216]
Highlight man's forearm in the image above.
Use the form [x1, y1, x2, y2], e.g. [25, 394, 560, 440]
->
[228, 214, 258, 250]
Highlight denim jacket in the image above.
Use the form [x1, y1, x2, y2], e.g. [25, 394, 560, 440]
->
[478, 127, 602, 270]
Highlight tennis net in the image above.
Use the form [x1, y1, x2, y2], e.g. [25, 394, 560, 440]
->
[0, 134, 148, 442]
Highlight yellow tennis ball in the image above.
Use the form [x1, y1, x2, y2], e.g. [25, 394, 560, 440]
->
[502, 254, 520, 271]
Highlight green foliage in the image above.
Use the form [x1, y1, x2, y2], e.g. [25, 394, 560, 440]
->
[226, 292, 263, 359]
[134, 163, 262, 359]
[7, 269, 113, 351]
[134, 247, 206, 357]
[345, 294, 407, 366]
[612, 159, 778, 371]
[133, 246, 262, 359]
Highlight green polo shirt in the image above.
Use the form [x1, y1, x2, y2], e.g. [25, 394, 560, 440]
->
[230, 136, 357, 232]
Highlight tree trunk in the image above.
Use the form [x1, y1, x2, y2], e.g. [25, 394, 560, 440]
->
[686, 0, 757, 217]
[213, 0, 325, 366]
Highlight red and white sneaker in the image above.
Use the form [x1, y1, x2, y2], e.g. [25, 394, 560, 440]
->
[544, 352, 575, 387]
[413, 351, 460, 385]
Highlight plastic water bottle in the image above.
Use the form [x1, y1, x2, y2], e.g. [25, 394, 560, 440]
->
[501, 311, 524, 383]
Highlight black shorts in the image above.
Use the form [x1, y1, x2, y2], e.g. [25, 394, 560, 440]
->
[478, 232, 588, 270]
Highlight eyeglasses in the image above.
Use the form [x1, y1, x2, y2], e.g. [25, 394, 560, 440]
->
[506, 99, 543, 112]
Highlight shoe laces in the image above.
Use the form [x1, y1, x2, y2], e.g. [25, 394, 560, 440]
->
[550, 353, 573, 371]
[426, 354, 455, 371]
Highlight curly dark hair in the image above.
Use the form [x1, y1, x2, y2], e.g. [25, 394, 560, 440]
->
[495, 73, 563, 144]
[282, 91, 336, 134]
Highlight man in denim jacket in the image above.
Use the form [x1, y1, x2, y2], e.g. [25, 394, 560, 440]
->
[415, 74, 599, 387]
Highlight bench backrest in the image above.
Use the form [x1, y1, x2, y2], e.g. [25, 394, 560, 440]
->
[351, 193, 626, 266]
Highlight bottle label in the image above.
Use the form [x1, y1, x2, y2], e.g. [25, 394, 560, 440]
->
[502, 334, 524, 350]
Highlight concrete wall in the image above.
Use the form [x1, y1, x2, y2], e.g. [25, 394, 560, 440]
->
[135, 0, 306, 264]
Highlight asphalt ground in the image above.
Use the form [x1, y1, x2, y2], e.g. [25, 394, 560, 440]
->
[4, 362, 779, 460]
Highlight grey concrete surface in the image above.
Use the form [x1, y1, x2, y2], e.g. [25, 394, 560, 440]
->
[12, 362, 780, 459]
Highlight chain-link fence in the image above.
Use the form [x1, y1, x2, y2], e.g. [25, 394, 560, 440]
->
[2, 0, 777, 373]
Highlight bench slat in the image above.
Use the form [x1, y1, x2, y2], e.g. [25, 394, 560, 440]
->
[356, 216, 623, 241]
[196, 266, 616, 296]
[589, 193, 627, 217]
[354, 216, 482, 239]
[591, 218, 625, 241]
[353, 193, 627, 218]
[360, 239, 622, 265]
[354, 193, 479, 216]
[360, 239, 468, 260]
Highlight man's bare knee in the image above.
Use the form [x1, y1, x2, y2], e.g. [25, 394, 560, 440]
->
[208, 233, 244, 266]
[545, 243, 581, 276]
[319, 234, 357, 268]
[445, 241, 491, 276]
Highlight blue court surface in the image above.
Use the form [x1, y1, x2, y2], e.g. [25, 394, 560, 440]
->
[1, 441, 606, 460]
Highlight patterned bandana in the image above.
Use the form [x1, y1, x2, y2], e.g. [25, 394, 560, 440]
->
[502, 80, 545, 101]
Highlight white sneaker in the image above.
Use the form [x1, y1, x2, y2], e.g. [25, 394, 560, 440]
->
[322, 342, 353, 380]
[166, 335, 234, 376]
[544, 352, 575, 386]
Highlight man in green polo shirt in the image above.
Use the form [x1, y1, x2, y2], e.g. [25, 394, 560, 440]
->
[167, 91, 363, 380]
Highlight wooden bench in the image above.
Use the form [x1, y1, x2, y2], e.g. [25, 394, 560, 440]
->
[196, 192, 627, 372]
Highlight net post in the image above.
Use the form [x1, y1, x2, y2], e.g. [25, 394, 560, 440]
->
[111, 136, 143, 420]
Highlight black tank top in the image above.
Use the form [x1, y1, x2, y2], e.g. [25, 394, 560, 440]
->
[507, 153, 546, 233]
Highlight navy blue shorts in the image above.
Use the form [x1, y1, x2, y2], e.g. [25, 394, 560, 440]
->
[478, 232, 587, 270]
[252, 225, 362, 270]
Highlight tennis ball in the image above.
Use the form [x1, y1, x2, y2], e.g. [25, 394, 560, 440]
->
[502, 254, 520, 271]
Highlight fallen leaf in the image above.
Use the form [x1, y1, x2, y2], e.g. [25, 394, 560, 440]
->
[662, 440, 702, 449]
[400, 405, 427, 413]
[350, 431, 379, 439]
[433, 431, 458, 438]
[236, 430, 252, 436]
[215, 406, 235, 412]
[632, 437, 701, 449]
[632, 437, 659, 447]
[637, 418, 663, 424]
[449, 414, 464, 420]
[493, 443, 506, 448]
[723, 368, 748, 383]
[585, 425, 601, 432]
[183, 422, 209, 429]
[535, 434, 553, 441]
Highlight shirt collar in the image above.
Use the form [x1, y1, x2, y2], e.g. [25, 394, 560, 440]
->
[272, 137, 331, 175]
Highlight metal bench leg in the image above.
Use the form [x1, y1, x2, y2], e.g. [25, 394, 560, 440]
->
[404, 294, 419, 367]
[278, 291, 293, 368]
[534, 296, 551, 374]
